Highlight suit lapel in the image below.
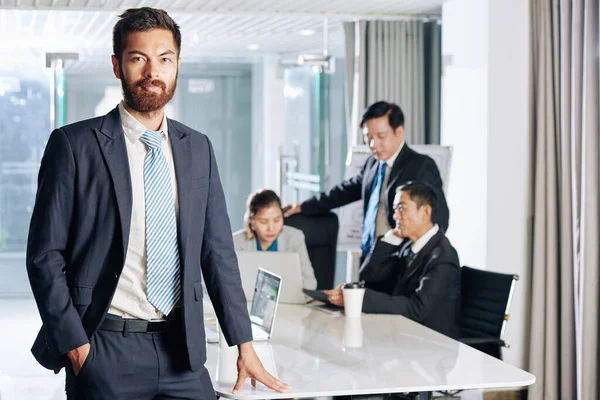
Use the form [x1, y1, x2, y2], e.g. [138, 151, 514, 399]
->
[401, 230, 444, 283]
[95, 106, 133, 262]
[167, 119, 192, 262]
[385, 144, 412, 196]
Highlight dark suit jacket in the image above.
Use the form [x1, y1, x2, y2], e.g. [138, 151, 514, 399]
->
[359, 230, 461, 338]
[26, 106, 252, 373]
[301, 144, 450, 232]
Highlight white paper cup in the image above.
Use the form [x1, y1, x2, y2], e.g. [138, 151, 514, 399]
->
[343, 316, 364, 348]
[342, 287, 366, 318]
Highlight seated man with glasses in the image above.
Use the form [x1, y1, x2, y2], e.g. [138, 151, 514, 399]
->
[326, 181, 461, 339]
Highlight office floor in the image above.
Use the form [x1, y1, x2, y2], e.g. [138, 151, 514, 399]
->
[0, 298, 488, 400]
[0, 297, 65, 400]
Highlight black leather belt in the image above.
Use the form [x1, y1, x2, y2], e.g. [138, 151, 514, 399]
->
[100, 318, 170, 333]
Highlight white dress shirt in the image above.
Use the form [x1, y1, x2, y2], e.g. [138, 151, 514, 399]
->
[382, 224, 440, 255]
[375, 141, 405, 237]
[107, 102, 179, 320]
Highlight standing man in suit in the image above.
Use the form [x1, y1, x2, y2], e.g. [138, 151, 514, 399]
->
[325, 182, 461, 338]
[26, 7, 289, 399]
[284, 101, 449, 258]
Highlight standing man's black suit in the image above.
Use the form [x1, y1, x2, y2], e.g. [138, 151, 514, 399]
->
[359, 229, 461, 339]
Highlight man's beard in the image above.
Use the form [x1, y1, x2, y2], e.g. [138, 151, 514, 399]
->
[120, 65, 177, 113]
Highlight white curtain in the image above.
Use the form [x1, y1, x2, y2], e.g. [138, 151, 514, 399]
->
[343, 20, 441, 146]
[528, 0, 599, 399]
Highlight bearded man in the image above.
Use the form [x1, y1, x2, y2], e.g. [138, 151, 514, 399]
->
[26, 7, 288, 400]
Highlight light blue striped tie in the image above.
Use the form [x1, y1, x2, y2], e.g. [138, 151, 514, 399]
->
[140, 130, 181, 316]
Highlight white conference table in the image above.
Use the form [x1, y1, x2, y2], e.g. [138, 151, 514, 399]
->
[205, 304, 535, 399]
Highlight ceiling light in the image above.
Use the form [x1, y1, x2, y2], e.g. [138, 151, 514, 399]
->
[299, 29, 315, 36]
[247, 44, 260, 50]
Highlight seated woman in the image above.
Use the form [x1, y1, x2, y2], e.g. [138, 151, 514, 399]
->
[233, 189, 317, 290]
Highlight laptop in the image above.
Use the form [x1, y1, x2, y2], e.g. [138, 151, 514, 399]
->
[249, 268, 282, 340]
[236, 251, 307, 304]
[205, 268, 282, 342]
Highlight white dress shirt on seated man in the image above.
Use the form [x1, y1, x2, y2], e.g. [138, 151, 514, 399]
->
[381, 224, 440, 255]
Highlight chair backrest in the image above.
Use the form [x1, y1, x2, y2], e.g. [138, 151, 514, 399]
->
[284, 212, 339, 290]
[460, 266, 518, 358]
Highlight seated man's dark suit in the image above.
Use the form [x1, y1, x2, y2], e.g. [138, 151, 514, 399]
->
[359, 229, 461, 338]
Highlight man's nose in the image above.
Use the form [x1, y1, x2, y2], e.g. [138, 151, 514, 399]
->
[144, 59, 159, 78]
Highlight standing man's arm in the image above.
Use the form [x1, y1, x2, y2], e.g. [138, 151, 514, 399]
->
[26, 129, 90, 372]
[284, 161, 368, 217]
[199, 137, 289, 394]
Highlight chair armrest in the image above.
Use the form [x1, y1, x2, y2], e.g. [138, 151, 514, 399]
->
[459, 336, 506, 347]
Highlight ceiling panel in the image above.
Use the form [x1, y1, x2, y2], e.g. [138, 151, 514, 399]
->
[0, 0, 443, 71]
[1, 10, 346, 56]
[2, 0, 443, 16]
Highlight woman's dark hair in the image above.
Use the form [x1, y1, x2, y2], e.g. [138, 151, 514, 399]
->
[244, 189, 282, 239]
[113, 7, 182, 62]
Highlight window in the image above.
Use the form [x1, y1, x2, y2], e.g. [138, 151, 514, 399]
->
[0, 53, 50, 294]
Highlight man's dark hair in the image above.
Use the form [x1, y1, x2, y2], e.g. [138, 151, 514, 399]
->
[396, 181, 438, 223]
[113, 7, 182, 62]
[359, 101, 405, 131]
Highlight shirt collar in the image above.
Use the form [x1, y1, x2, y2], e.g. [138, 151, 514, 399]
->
[384, 140, 404, 167]
[411, 224, 439, 254]
[118, 101, 169, 144]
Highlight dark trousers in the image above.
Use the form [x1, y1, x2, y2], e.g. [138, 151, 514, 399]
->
[65, 314, 216, 400]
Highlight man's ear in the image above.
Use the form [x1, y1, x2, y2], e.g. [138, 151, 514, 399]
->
[111, 55, 121, 79]
[394, 125, 404, 137]
[422, 204, 433, 221]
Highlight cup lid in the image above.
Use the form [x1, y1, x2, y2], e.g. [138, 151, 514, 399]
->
[343, 281, 365, 289]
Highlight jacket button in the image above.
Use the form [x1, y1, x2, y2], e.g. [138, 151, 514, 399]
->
[113, 273, 118, 279]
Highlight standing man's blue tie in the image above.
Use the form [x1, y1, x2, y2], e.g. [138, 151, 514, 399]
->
[361, 161, 387, 256]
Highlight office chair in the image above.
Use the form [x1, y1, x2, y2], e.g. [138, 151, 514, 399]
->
[284, 212, 339, 290]
[431, 266, 519, 399]
[459, 265, 519, 359]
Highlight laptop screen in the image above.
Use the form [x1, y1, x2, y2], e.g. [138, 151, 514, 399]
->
[249, 268, 281, 334]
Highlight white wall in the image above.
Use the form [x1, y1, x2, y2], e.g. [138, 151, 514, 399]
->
[441, 0, 489, 270]
[486, 0, 531, 371]
[441, 0, 531, 370]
